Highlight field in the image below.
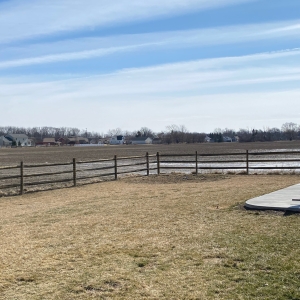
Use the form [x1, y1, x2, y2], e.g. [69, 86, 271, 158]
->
[1, 140, 300, 165]
[1, 174, 300, 299]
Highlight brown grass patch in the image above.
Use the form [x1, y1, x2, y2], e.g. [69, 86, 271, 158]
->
[122, 173, 230, 184]
[0, 174, 300, 299]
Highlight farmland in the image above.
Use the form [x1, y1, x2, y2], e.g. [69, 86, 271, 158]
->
[0, 174, 300, 299]
[1, 140, 300, 165]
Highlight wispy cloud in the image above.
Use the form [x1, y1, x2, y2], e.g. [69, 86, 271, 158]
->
[1, 48, 300, 131]
[1, 19, 300, 69]
[0, 44, 155, 69]
[0, 0, 255, 44]
[1, 48, 300, 99]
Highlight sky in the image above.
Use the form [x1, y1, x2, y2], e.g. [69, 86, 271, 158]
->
[1, 0, 300, 133]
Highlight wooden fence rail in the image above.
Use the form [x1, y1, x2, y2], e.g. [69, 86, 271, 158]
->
[1, 150, 300, 196]
[25, 162, 72, 168]
[77, 158, 114, 164]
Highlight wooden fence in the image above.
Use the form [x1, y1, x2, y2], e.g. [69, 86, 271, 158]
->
[1, 150, 300, 196]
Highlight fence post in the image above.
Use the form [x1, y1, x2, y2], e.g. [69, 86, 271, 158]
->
[146, 152, 149, 176]
[73, 158, 77, 186]
[246, 150, 249, 175]
[114, 155, 118, 180]
[157, 152, 160, 175]
[20, 161, 24, 195]
[195, 151, 198, 175]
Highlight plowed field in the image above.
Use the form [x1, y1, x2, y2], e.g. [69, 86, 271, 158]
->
[1, 141, 300, 165]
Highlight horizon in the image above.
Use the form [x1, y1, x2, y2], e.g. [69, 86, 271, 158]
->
[0, 122, 298, 138]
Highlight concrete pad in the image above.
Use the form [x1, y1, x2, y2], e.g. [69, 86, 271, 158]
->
[245, 184, 300, 212]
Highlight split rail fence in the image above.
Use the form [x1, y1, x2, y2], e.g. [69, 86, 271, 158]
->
[1, 150, 300, 196]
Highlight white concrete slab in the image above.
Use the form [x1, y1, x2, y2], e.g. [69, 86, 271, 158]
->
[245, 184, 300, 212]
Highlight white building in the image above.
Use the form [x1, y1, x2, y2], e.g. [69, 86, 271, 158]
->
[204, 136, 212, 143]
[5, 134, 31, 146]
[110, 135, 125, 145]
[131, 137, 153, 145]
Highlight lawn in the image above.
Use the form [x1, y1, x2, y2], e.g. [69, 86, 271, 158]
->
[0, 174, 300, 299]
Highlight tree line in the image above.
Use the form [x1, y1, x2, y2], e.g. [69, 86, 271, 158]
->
[0, 122, 299, 143]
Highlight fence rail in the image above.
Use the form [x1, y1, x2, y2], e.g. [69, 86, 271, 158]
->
[1, 150, 300, 196]
[25, 162, 73, 168]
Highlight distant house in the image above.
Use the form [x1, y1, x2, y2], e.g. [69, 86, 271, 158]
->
[98, 138, 109, 145]
[152, 137, 162, 144]
[131, 137, 153, 145]
[67, 137, 89, 145]
[89, 138, 99, 144]
[204, 136, 212, 143]
[232, 136, 240, 142]
[0, 136, 12, 147]
[57, 137, 67, 145]
[5, 134, 31, 146]
[43, 138, 59, 146]
[28, 138, 36, 147]
[223, 136, 233, 142]
[110, 135, 125, 145]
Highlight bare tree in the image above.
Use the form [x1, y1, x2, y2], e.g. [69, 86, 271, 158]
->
[164, 124, 189, 143]
[237, 129, 253, 142]
[222, 128, 236, 138]
[106, 128, 123, 137]
[139, 127, 154, 137]
[281, 122, 298, 140]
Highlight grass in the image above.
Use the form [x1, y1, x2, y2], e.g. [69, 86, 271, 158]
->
[0, 174, 300, 299]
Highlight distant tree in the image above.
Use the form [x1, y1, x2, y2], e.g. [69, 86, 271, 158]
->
[106, 128, 123, 137]
[70, 128, 80, 137]
[164, 124, 189, 143]
[222, 128, 235, 138]
[214, 128, 222, 134]
[185, 132, 206, 143]
[268, 127, 282, 141]
[209, 132, 223, 143]
[281, 122, 298, 141]
[237, 129, 253, 142]
[139, 127, 153, 137]
[251, 129, 258, 142]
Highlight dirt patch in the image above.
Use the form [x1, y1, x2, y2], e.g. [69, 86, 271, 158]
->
[121, 173, 231, 184]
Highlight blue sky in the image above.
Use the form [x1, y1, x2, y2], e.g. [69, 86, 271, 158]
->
[1, 0, 300, 133]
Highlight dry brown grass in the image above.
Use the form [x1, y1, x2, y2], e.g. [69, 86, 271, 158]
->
[1, 174, 300, 299]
